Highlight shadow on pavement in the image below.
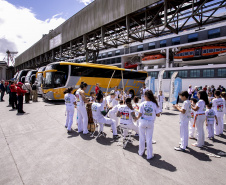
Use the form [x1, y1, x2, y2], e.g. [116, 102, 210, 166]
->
[44, 100, 65, 106]
[79, 133, 95, 141]
[161, 112, 178, 116]
[201, 145, 226, 157]
[146, 154, 177, 172]
[67, 130, 80, 138]
[96, 136, 116, 146]
[186, 147, 212, 161]
[16, 113, 30, 116]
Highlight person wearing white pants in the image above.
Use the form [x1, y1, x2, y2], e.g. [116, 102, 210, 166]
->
[136, 90, 160, 160]
[76, 82, 89, 134]
[173, 91, 191, 151]
[191, 90, 209, 147]
[189, 98, 198, 139]
[205, 104, 218, 139]
[92, 93, 119, 139]
[158, 91, 165, 113]
[117, 98, 139, 137]
[107, 90, 119, 126]
[64, 87, 76, 133]
[212, 90, 225, 136]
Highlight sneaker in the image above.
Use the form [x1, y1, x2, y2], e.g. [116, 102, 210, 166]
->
[67, 130, 71, 133]
[65, 125, 67, 128]
[113, 135, 120, 139]
[147, 154, 155, 160]
[152, 140, 156, 144]
[174, 147, 185, 152]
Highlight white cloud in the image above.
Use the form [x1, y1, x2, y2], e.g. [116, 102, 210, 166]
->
[0, 0, 66, 65]
[79, 0, 94, 6]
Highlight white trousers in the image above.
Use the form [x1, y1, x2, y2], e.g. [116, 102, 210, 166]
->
[189, 118, 196, 138]
[206, 123, 214, 138]
[139, 119, 154, 159]
[65, 106, 75, 131]
[98, 117, 117, 135]
[77, 105, 89, 134]
[180, 120, 189, 150]
[109, 109, 119, 127]
[120, 123, 139, 136]
[159, 102, 163, 113]
[196, 114, 205, 147]
[214, 115, 224, 135]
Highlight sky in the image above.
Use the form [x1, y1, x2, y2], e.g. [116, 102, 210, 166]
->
[0, 0, 94, 64]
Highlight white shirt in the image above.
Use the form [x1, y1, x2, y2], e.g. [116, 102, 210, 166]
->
[64, 93, 76, 106]
[118, 105, 134, 124]
[76, 88, 85, 107]
[92, 102, 105, 121]
[190, 108, 195, 120]
[208, 96, 214, 103]
[196, 100, 206, 114]
[133, 103, 140, 116]
[141, 87, 149, 97]
[158, 95, 165, 103]
[180, 100, 191, 121]
[115, 90, 120, 98]
[111, 104, 121, 113]
[139, 101, 160, 121]
[106, 95, 118, 107]
[212, 98, 224, 116]
[205, 108, 216, 125]
[125, 94, 132, 99]
[223, 98, 226, 113]
[188, 87, 193, 95]
[90, 96, 95, 102]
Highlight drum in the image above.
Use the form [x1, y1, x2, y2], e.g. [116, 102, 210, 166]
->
[86, 103, 95, 132]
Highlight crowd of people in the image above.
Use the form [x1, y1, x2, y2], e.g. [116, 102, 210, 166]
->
[0, 80, 38, 114]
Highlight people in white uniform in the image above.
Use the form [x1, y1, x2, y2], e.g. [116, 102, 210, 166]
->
[125, 90, 132, 99]
[89, 91, 96, 102]
[191, 90, 209, 147]
[109, 100, 124, 127]
[136, 90, 161, 160]
[212, 90, 224, 136]
[173, 91, 191, 151]
[64, 87, 76, 133]
[91, 93, 119, 139]
[189, 98, 198, 139]
[140, 84, 149, 103]
[158, 90, 165, 113]
[107, 90, 119, 126]
[117, 98, 139, 136]
[205, 104, 218, 139]
[222, 92, 226, 131]
[114, 86, 120, 99]
[76, 82, 89, 134]
[133, 96, 140, 127]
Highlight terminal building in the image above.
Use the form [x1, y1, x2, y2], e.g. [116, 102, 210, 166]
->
[15, 0, 226, 91]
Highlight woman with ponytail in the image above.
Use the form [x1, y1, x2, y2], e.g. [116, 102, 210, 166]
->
[136, 90, 161, 160]
[191, 90, 209, 147]
[64, 87, 76, 133]
[75, 82, 89, 134]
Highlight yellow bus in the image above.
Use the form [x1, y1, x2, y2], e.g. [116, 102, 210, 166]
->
[42, 62, 147, 100]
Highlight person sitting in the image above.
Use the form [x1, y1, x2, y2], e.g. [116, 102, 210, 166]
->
[91, 93, 119, 139]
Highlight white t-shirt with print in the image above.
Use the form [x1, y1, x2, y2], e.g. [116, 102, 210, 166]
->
[139, 101, 160, 121]
[92, 102, 105, 121]
[196, 100, 206, 114]
[118, 105, 134, 124]
[64, 93, 76, 106]
[212, 98, 224, 117]
[180, 100, 191, 122]
[205, 108, 216, 125]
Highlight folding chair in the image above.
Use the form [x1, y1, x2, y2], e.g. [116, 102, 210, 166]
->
[118, 124, 133, 148]
[92, 119, 106, 139]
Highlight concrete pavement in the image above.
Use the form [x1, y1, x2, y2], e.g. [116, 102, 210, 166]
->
[0, 94, 226, 185]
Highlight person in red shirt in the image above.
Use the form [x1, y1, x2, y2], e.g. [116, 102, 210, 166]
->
[95, 83, 100, 95]
[17, 82, 28, 113]
[10, 81, 18, 109]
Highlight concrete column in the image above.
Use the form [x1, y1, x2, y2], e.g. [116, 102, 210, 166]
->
[1, 66, 6, 80]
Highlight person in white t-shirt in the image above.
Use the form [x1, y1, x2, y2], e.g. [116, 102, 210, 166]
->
[114, 86, 120, 100]
[117, 98, 139, 136]
[189, 98, 198, 139]
[208, 92, 214, 103]
[191, 90, 209, 147]
[188, 85, 193, 100]
[136, 90, 161, 160]
[89, 91, 96, 103]
[125, 90, 132, 99]
[64, 87, 76, 133]
[106, 90, 118, 109]
[76, 82, 89, 134]
[140, 84, 149, 103]
[92, 93, 119, 139]
[133, 96, 140, 127]
[173, 91, 191, 151]
[205, 104, 218, 139]
[109, 100, 124, 127]
[212, 90, 224, 136]
[222, 92, 226, 131]
[158, 90, 165, 113]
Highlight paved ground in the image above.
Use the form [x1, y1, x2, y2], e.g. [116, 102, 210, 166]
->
[0, 94, 226, 185]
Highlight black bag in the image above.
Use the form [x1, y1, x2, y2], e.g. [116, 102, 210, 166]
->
[32, 84, 37, 90]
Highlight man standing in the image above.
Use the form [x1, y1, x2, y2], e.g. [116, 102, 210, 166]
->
[17, 82, 28, 114]
[23, 82, 32, 103]
[95, 83, 100, 95]
[188, 85, 193, 100]
[140, 83, 149, 102]
[10, 81, 17, 109]
[0, 80, 6, 101]
[32, 82, 38, 102]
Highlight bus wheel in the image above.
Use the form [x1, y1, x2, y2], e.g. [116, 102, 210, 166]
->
[129, 89, 135, 99]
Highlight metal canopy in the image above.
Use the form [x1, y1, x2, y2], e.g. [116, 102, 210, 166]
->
[15, 0, 226, 69]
